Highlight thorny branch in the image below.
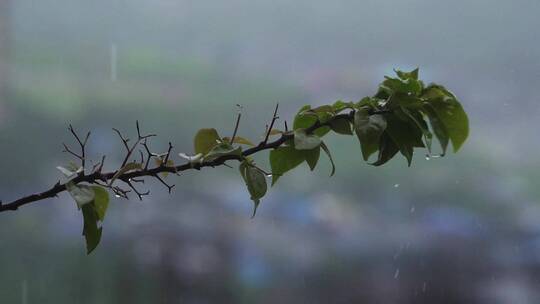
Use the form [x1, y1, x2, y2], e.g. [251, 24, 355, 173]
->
[0, 107, 386, 213]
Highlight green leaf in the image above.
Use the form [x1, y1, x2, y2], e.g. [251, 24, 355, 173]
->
[387, 93, 423, 110]
[329, 117, 353, 135]
[332, 100, 355, 113]
[422, 85, 469, 152]
[91, 186, 109, 221]
[304, 147, 321, 171]
[357, 97, 379, 108]
[311, 105, 335, 123]
[398, 107, 433, 153]
[178, 152, 204, 164]
[194, 128, 221, 155]
[423, 104, 449, 154]
[354, 108, 387, 161]
[380, 75, 423, 97]
[320, 141, 336, 176]
[66, 182, 95, 208]
[395, 68, 419, 80]
[204, 142, 242, 161]
[239, 162, 267, 217]
[222, 136, 255, 146]
[371, 133, 400, 166]
[269, 145, 306, 186]
[384, 113, 424, 166]
[109, 162, 142, 186]
[57, 165, 83, 182]
[312, 105, 334, 113]
[293, 105, 330, 137]
[81, 203, 102, 254]
[294, 129, 322, 150]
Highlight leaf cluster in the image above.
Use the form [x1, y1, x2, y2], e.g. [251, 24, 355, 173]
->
[190, 68, 469, 216]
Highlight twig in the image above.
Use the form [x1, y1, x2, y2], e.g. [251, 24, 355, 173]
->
[153, 174, 175, 193]
[163, 142, 173, 164]
[122, 178, 149, 200]
[68, 124, 90, 169]
[262, 103, 279, 145]
[114, 121, 156, 167]
[230, 107, 242, 144]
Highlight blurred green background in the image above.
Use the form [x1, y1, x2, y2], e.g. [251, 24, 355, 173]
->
[1, 0, 540, 303]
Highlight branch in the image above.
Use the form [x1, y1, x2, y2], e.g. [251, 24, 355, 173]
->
[0, 109, 367, 213]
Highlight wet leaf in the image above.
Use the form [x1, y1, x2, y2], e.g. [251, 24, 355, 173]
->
[423, 104, 449, 154]
[332, 100, 355, 113]
[395, 68, 419, 80]
[384, 113, 424, 166]
[293, 105, 331, 137]
[422, 85, 469, 152]
[66, 182, 95, 208]
[204, 142, 242, 161]
[57, 165, 83, 182]
[357, 97, 379, 108]
[178, 153, 204, 164]
[371, 133, 400, 166]
[239, 162, 267, 217]
[194, 128, 221, 155]
[311, 105, 335, 123]
[354, 108, 387, 161]
[222, 136, 255, 146]
[304, 147, 321, 171]
[81, 203, 102, 254]
[320, 141, 336, 176]
[91, 186, 109, 221]
[399, 107, 433, 153]
[294, 129, 321, 150]
[269, 145, 306, 186]
[329, 117, 353, 135]
[379, 70, 423, 97]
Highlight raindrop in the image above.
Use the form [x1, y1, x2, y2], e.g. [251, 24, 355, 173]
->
[393, 249, 401, 260]
[110, 43, 117, 82]
[236, 104, 244, 114]
[410, 206, 415, 213]
[422, 282, 427, 293]
[394, 184, 400, 188]
[394, 268, 400, 279]
[426, 154, 444, 160]
[115, 194, 121, 198]
[21, 279, 27, 304]
[265, 174, 273, 178]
